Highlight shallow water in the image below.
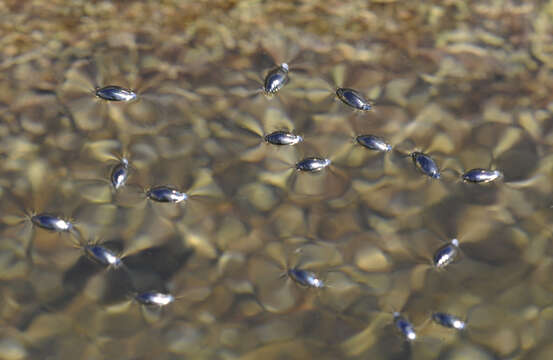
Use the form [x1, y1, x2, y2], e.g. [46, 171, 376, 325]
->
[2, 1, 553, 359]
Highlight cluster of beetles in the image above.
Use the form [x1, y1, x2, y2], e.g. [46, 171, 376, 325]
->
[23, 60, 507, 343]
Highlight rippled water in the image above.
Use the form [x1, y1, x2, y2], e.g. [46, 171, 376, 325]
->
[2, 1, 553, 359]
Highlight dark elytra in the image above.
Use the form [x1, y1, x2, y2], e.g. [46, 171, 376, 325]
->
[296, 157, 331, 172]
[336, 88, 372, 111]
[31, 214, 73, 232]
[264, 64, 289, 94]
[146, 186, 187, 203]
[265, 131, 303, 145]
[356, 134, 392, 152]
[95, 85, 137, 102]
[411, 152, 440, 179]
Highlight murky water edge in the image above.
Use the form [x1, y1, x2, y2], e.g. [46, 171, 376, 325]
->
[2, 1, 553, 359]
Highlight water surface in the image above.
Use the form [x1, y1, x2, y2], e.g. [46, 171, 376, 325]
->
[1, 1, 553, 359]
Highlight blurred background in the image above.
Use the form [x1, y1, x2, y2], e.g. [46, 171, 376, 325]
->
[1, 0, 553, 359]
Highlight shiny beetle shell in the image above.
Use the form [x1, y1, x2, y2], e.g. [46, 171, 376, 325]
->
[394, 312, 417, 341]
[287, 268, 324, 288]
[264, 131, 303, 146]
[432, 312, 466, 330]
[296, 157, 331, 172]
[433, 239, 460, 269]
[31, 214, 73, 232]
[356, 135, 392, 152]
[135, 292, 175, 306]
[264, 63, 289, 95]
[84, 245, 122, 267]
[336, 88, 372, 111]
[95, 85, 137, 102]
[411, 152, 441, 179]
[462, 168, 503, 183]
[111, 158, 129, 189]
[146, 186, 187, 203]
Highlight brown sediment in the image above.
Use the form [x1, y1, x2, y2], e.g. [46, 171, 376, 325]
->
[0, 1, 552, 359]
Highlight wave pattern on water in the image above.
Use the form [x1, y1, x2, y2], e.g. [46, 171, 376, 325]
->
[1, 1, 553, 359]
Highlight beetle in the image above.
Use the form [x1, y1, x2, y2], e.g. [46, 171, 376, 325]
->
[411, 152, 441, 179]
[432, 312, 466, 330]
[336, 88, 372, 111]
[462, 168, 503, 184]
[296, 157, 332, 172]
[265, 130, 303, 146]
[83, 244, 123, 268]
[31, 214, 73, 232]
[356, 134, 392, 152]
[432, 238, 460, 269]
[146, 186, 188, 203]
[135, 291, 175, 307]
[394, 312, 417, 341]
[110, 158, 130, 189]
[95, 85, 137, 102]
[264, 63, 290, 95]
[287, 267, 325, 288]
